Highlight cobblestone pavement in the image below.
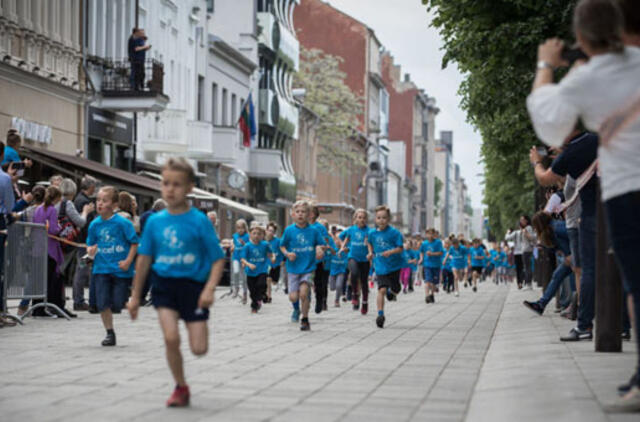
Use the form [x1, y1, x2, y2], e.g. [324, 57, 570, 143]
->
[0, 282, 635, 422]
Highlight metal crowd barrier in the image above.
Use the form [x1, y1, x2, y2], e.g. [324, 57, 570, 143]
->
[2, 222, 70, 322]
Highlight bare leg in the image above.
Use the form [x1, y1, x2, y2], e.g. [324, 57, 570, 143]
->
[377, 287, 385, 312]
[100, 309, 113, 330]
[186, 320, 208, 356]
[300, 283, 310, 318]
[289, 291, 300, 304]
[157, 308, 186, 387]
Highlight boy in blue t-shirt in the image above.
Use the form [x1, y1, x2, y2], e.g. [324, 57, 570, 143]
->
[338, 209, 372, 314]
[86, 186, 139, 347]
[280, 200, 325, 331]
[366, 205, 404, 329]
[231, 219, 249, 302]
[329, 229, 348, 307]
[266, 222, 284, 302]
[442, 237, 467, 297]
[128, 158, 225, 408]
[468, 239, 489, 293]
[441, 238, 454, 293]
[419, 228, 445, 304]
[309, 206, 335, 315]
[241, 225, 274, 313]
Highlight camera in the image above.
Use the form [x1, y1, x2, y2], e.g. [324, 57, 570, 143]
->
[561, 45, 588, 66]
[536, 146, 548, 157]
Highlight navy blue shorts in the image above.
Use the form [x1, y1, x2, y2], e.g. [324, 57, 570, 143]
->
[93, 273, 131, 312]
[150, 272, 209, 322]
[423, 267, 441, 284]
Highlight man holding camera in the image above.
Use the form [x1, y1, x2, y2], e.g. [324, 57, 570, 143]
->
[527, 0, 640, 412]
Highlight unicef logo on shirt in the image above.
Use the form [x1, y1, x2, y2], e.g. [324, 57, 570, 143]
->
[252, 248, 261, 258]
[296, 233, 309, 246]
[100, 228, 113, 243]
[375, 237, 390, 251]
[162, 226, 184, 250]
[183, 254, 196, 265]
[115, 245, 125, 253]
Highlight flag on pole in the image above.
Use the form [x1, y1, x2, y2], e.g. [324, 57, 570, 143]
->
[238, 93, 257, 148]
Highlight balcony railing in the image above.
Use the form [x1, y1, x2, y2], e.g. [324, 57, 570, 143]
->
[101, 58, 165, 95]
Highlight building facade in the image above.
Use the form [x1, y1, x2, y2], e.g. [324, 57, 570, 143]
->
[0, 0, 84, 155]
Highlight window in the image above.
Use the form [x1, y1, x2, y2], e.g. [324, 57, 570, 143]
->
[211, 83, 218, 124]
[197, 76, 204, 121]
[222, 88, 228, 126]
[231, 93, 237, 123]
[207, 0, 214, 13]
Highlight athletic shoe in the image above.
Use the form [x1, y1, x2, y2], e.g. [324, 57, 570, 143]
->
[605, 387, 640, 413]
[361, 302, 368, 315]
[454, 291, 459, 297]
[323, 301, 328, 311]
[618, 374, 638, 396]
[166, 385, 190, 407]
[101, 332, 116, 347]
[291, 309, 300, 323]
[376, 315, 385, 328]
[409, 287, 414, 292]
[334, 301, 340, 308]
[560, 327, 593, 342]
[342, 296, 348, 302]
[300, 318, 310, 331]
[523, 300, 544, 316]
[352, 298, 359, 311]
[386, 289, 397, 301]
[622, 330, 631, 341]
[315, 300, 322, 314]
[430, 294, 435, 303]
[242, 293, 248, 305]
[425, 296, 430, 304]
[472, 286, 477, 293]
[251, 309, 258, 314]
[73, 303, 89, 311]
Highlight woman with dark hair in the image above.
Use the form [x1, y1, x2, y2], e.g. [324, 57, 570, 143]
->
[505, 215, 536, 289]
[523, 212, 574, 317]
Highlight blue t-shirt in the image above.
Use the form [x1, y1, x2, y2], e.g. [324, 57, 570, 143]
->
[448, 245, 468, 269]
[280, 223, 325, 275]
[311, 221, 332, 264]
[469, 247, 487, 267]
[138, 208, 225, 282]
[368, 226, 404, 275]
[330, 250, 348, 276]
[1, 145, 21, 166]
[489, 250, 498, 265]
[498, 251, 507, 267]
[323, 237, 337, 268]
[409, 249, 420, 271]
[339, 225, 371, 262]
[87, 214, 139, 278]
[268, 237, 284, 267]
[241, 240, 272, 277]
[232, 232, 249, 261]
[442, 252, 453, 271]
[131, 37, 146, 61]
[420, 239, 445, 268]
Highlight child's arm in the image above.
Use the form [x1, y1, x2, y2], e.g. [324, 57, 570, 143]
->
[381, 246, 403, 258]
[198, 258, 225, 309]
[118, 243, 138, 272]
[128, 255, 152, 320]
[338, 235, 350, 254]
[366, 238, 374, 261]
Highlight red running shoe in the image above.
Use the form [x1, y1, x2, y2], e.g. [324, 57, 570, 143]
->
[361, 302, 368, 315]
[166, 385, 190, 407]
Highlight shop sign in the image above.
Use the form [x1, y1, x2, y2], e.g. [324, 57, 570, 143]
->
[11, 117, 52, 144]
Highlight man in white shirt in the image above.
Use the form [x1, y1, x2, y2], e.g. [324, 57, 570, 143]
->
[527, 0, 640, 411]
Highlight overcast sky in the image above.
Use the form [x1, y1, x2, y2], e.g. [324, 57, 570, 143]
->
[324, 0, 485, 209]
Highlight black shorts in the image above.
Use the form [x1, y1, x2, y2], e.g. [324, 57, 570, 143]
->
[268, 266, 281, 282]
[150, 271, 209, 322]
[377, 270, 401, 294]
[472, 266, 484, 274]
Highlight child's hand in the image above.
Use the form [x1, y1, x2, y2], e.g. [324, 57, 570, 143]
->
[249, 263, 257, 271]
[118, 260, 131, 272]
[87, 245, 98, 258]
[287, 252, 297, 261]
[127, 297, 140, 320]
[382, 250, 393, 258]
[198, 288, 215, 309]
[367, 253, 373, 261]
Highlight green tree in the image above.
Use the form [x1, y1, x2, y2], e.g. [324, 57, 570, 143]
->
[422, 0, 577, 237]
[434, 176, 443, 217]
[294, 48, 366, 171]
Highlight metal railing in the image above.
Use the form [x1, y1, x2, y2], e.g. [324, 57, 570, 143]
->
[2, 222, 70, 322]
[100, 58, 165, 95]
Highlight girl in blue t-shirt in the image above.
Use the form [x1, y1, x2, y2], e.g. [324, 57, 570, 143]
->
[231, 219, 250, 303]
[129, 157, 225, 408]
[442, 237, 467, 297]
[441, 238, 454, 293]
[338, 209, 372, 314]
[329, 230, 349, 307]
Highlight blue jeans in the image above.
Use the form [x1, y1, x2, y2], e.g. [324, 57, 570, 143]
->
[577, 213, 596, 331]
[604, 192, 640, 385]
[539, 255, 574, 308]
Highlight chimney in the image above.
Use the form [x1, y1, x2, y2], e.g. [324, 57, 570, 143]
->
[404, 73, 410, 83]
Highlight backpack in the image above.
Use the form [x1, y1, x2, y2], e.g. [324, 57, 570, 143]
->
[58, 199, 80, 252]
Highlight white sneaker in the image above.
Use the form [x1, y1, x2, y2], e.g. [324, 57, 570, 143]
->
[605, 386, 640, 413]
[454, 291, 459, 297]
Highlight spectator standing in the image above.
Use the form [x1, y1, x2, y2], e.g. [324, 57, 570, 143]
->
[504, 216, 536, 289]
[73, 176, 97, 311]
[0, 142, 17, 327]
[526, 0, 640, 410]
[128, 28, 151, 91]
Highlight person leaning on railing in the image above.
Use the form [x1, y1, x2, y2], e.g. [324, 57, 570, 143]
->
[0, 141, 18, 328]
[526, 0, 640, 411]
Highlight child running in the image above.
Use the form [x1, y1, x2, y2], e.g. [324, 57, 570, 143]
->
[231, 219, 250, 303]
[128, 158, 225, 407]
[86, 186, 139, 347]
[329, 229, 348, 307]
[420, 228, 445, 303]
[367, 205, 404, 329]
[241, 224, 274, 313]
[441, 238, 454, 293]
[339, 209, 372, 315]
[280, 200, 325, 331]
[265, 222, 284, 302]
[468, 239, 488, 293]
[442, 237, 467, 297]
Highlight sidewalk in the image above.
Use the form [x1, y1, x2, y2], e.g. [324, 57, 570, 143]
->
[0, 282, 635, 421]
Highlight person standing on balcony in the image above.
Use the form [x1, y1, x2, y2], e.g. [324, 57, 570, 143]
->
[128, 28, 151, 91]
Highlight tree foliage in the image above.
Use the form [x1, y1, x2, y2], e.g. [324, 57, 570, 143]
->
[294, 48, 366, 172]
[423, 0, 577, 237]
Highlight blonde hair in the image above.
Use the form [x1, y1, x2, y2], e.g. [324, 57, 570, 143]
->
[250, 224, 266, 235]
[99, 186, 119, 203]
[374, 205, 391, 218]
[235, 218, 249, 232]
[292, 200, 310, 212]
[162, 157, 196, 183]
[353, 208, 368, 221]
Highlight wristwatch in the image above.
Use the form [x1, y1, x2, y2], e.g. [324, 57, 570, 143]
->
[537, 60, 554, 71]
